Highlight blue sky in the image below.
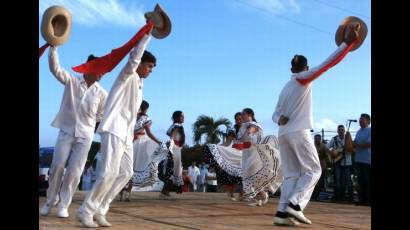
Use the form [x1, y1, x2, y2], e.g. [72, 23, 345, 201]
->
[39, 0, 371, 147]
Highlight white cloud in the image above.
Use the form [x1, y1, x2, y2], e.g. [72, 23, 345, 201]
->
[313, 118, 339, 132]
[287, 0, 300, 13]
[235, 0, 301, 15]
[39, 0, 145, 28]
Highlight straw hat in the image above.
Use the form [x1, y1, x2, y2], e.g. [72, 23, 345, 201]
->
[41, 5, 72, 46]
[144, 4, 172, 39]
[335, 16, 367, 51]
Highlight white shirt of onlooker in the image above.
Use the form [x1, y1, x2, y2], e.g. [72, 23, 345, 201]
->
[206, 171, 217, 186]
[199, 166, 208, 185]
[188, 165, 200, 186]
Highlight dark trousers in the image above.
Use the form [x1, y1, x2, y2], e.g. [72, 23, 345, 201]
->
[207, 184, 217, 192]
[356, 162, 371, 204]
[333, 164, 354, 201]
[312, 169, 325, 200]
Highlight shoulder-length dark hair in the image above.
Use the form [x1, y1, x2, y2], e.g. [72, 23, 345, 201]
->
[242, 108, 257, 122]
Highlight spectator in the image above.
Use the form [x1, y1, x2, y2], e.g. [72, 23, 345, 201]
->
[312, 134, 329, 201]
[188, 161, 200, 192]
[353, 113, 371, 206]
[182, 170, 191, 192]
[206, 167, 218, 192]
[82, 162, 94, 191]
[197, 162, 208, 192]
[327, 125, 354, 203]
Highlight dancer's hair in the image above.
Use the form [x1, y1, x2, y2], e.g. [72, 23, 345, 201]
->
[242, 108, 257, 122]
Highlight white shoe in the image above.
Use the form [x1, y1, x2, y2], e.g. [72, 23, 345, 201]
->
[76, 210, 98, 228]
[247, 199, 262, 207]
[94, 214, 112, 227]
[40, 203, 51, 216]
[285, 206, 312, 225]
[261, 192, 269, 205]
[57, 208, 69, 218]
[273, 216, 299, 226]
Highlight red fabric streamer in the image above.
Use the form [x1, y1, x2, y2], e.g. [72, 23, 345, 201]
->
[296, 39, 358, 86]
[39, 43, 50, 58]
[72, 22, 154, 76]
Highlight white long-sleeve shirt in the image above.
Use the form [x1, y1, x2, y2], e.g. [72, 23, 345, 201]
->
[188, 166, 200, 184]
[97, 34, 152, 146]
[273, 42, 352, 137]
[48, 47, 108, 140]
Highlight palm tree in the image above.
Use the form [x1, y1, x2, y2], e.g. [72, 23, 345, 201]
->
[192, 115, 232, 144]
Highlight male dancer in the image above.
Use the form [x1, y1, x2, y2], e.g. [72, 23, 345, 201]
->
[76, 27, 157, 228]
[272, 27, 359, 226]
[40, 47, 107, 218]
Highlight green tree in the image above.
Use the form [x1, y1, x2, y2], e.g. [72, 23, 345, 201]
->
[192, 115, 232, 144]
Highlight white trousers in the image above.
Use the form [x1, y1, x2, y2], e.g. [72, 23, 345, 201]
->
[46, 130, 92, 209]
[277, 129, 321, 212]
[80, 132, 133, 217]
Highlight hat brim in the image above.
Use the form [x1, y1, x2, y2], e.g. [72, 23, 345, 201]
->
[41, 5, 72, 46]
[335, 16, 367, 51]
[145, 4, 172, 39]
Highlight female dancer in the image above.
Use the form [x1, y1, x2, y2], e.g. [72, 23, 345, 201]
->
[238, 108, 283, 206]
[132, 100, 162, 188]
[205, 109, 282, 206]
[158, 110, 185, 198]
[203, 112, 244, 201]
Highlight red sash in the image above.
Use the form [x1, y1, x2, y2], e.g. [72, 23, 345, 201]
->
[174, 140, 182, 147]
[133, 131, 145, 141]
[232, 142, 251, 150]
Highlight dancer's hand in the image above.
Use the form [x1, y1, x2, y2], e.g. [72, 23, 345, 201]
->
[278, 115, 289, 125]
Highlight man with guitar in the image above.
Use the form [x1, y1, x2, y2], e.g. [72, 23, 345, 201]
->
[327, 125, 354, 203]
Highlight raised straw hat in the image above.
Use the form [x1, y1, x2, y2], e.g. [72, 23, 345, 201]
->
[41, 5, 72, 46]
[335, 16, 367, 51]
[144, 4, 171, 39]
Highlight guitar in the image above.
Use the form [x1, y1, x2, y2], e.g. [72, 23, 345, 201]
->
[330, 147, 345, 164]
[330, 131, 353, 164]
